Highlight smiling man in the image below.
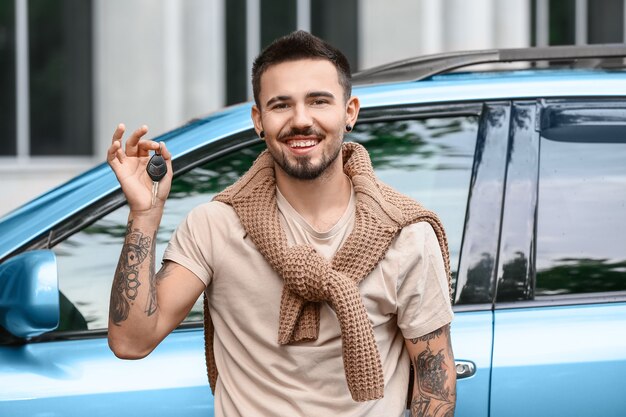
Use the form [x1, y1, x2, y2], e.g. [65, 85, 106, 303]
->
[106, 31, 456, 417]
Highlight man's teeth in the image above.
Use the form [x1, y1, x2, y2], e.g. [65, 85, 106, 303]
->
[289, 140, 318, 148]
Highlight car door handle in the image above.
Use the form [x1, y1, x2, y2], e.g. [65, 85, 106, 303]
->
[455, 360, 476, 379]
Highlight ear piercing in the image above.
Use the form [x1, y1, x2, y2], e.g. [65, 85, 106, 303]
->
[345, 125, 353, 132]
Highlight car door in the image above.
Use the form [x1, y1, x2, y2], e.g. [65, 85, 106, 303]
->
[1, 102, 501, 416]
[0, 141, 276, 416]
[490, 100, 626, 417]
[0, 145, 269, 416]
[355, 102, 509, 417]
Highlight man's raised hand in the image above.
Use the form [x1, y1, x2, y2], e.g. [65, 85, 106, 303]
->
[107, 124, 173, 213]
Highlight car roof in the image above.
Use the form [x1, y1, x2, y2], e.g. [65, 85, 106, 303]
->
[352, 43, 626, 85]
[358, 68, 626, 108]
[2, 62, 626, 260]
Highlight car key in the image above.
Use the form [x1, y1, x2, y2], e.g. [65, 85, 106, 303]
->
[146, 144, 167, 207]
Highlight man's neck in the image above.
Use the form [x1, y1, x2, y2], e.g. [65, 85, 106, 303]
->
[275, 158, 352, 233]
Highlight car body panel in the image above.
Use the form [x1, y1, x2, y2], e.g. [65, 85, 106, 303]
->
[491, 303, 626, 417]
[0, 313, 492, 417]
[0, 328, 213, 416]
[450, 310, 493, 417]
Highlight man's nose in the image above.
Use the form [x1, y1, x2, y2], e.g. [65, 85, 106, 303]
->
[291, 102, 313, 128]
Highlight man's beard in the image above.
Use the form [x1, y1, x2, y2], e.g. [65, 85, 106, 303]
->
[271, 128, 343, 180]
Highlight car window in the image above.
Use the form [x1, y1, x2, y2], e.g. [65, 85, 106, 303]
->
[53, 115, 478, 332]
[353, 116, 479, 291]
[53, 144, 265, 331]
[536, 107, 626, 296]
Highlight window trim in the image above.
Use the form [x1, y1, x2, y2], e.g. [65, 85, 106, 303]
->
[495, 291, 626, 310]
[492, 100, 539, 304]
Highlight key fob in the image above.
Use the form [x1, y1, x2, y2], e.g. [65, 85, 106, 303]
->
[147, 152, 167, 182]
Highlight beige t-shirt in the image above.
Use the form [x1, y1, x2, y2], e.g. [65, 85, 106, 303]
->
[163, 187, 453, 417]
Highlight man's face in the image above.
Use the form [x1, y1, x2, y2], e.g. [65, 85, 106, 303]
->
[252, 59, 359, 180]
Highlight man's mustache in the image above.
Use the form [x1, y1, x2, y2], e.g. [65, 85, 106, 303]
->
[277, 127, 324, 141]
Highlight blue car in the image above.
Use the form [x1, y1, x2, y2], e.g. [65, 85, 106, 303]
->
[1, 45, 626, 417]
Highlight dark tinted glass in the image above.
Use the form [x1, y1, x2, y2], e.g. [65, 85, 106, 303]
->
[0, 0, 16, 156]
[549, 0, 575, 45]
[225, 0, 247, 105]
[261, 0, 296, 49]
[536, 111, 626, 296]
[311, 0, 358, 71]
[28, 0, 92, 156]
[588, 0, 624, 44]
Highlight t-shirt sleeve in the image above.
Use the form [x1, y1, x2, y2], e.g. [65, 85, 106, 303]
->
[162, 202, 223, 287]
[396, 222, 454, 339]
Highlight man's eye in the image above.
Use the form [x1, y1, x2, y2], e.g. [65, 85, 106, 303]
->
[312, 99, 329, 106]
[272, 103, 289, 110]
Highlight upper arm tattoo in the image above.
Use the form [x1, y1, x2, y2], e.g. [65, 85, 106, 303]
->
[145, 261, 174, 316]
[409, 325, 456, 417]
[411, 327, 443, 344]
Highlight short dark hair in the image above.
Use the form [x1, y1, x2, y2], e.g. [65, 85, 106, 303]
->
[251, 30, 352, 107]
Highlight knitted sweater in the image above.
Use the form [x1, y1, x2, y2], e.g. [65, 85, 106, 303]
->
[203, 142, 451, 402]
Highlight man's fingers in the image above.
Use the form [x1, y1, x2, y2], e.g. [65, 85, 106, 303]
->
[160, 142, 174, 177]
[112, 123, 125, 144]
[107, 124, 161, 166]
[137, 139, 160, 157]
[107, 140, 122, 163]
[115, 143, 127, 164]
[106, 140, 118, 161]
[125, 125, 149, 156]
[107, 140, 128, 171]
[160, 142, 172, 160]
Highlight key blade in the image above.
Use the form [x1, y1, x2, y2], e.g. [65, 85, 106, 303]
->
[151, 181, 158, 207]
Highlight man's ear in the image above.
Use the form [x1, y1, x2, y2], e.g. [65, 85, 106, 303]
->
[251, 105, 264, 138]
[345, 96, 360, 128]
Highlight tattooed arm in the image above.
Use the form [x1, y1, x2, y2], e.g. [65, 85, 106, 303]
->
[106, 124, 205, 359]
[107, 215, 204, 359]
[405, 324, 456, 417]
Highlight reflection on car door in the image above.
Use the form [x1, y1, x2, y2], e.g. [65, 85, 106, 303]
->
[490, 100, 626, 417]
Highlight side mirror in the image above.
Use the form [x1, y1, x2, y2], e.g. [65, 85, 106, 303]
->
[0, 250, 59, 338]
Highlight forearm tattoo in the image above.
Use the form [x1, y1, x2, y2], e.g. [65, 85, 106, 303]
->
[110, 220, 154, 325]
[145, 233, 158, 316]
[409, 326, 456, 417]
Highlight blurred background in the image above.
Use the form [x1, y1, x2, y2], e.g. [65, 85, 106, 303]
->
[1, 0, 625, 216]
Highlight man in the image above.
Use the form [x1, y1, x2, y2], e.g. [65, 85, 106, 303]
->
[107, 31, 456, 417]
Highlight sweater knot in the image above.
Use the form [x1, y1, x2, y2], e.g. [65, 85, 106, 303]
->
[283, 245, 332, 302]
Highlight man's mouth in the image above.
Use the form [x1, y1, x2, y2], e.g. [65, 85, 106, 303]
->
[287, 139, 319, 148]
